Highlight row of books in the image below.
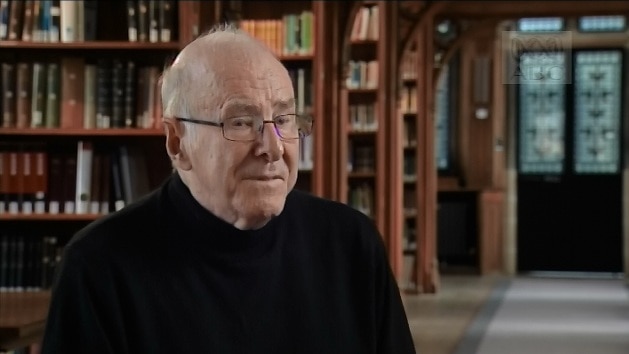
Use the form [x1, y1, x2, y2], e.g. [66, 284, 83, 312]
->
[238, 11, 314, 57]
[0, 58, 162, 130]
[400, 85, 419, 115]
[0, 0, 95, 42]
[403, 218, 417, 251]
[346, 60, 379, 90]
[349, 103, 378, 132]
[404, 188, 417, 211]
[287, 67, 313, 118]
[400, 50, 419, 81]
[0, 1, 176, 43]
[402, 119, 418, 148]
[404, 154, 417, 179]
[298, 135, 313, 171]
[349, 4, 379, 42]
[348, 183, 374, 217]
[127, 0, 175, 43]
[0, 234, 63, 292]
[347, 143, 375, 174]
[0, 141, 153, 216]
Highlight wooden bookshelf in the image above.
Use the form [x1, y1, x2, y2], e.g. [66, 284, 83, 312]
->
[339, 1, 395, 253]
[394, 2, 441, 293]
[0, 128, 164, 137]
[0, 41, 181, 50]
[0, 213, 102, 221]
[0, 2, 205, 351]
[397, 39, 419, 293]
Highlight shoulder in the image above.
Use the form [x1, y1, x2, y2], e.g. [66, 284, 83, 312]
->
[285, 189, 384, 250]
[65, 189, 163, 258]
[286, 189, 375, 226]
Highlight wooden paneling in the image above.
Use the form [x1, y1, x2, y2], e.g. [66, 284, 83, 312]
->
[478, 190, 505, 274]
[458, 26, 498, 190]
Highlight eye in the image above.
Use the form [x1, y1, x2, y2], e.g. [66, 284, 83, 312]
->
[226, 116, 255, 128]
[274, 114, 295, 126]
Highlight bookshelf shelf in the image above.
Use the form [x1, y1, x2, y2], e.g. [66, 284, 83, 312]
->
[0, 41, 181, 50]
[0, 128, 164, 137]
[0, 214, 103, 221]
[277, 54, 315, 61]
[348, 171, 376, 179]
[348, 88, 378, 94]
[348, 130, 377, 136]
[350, 39, 378, 46]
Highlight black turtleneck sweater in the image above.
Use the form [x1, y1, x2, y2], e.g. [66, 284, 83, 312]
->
[41, 173, 416, 354]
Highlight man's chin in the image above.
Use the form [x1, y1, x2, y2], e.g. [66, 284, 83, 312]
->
[233, 209, 282, 230]
[232, 195, 287, 229]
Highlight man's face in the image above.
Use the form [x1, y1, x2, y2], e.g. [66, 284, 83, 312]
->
[184, 46, 299, 229]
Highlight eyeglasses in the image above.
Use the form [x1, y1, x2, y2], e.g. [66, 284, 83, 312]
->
[174, 114, 314, 142]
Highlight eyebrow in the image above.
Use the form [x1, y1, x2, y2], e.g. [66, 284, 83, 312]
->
[222, 100, 260, 116]
[274, 98, 296, 111]
[222, 98, 296, 115]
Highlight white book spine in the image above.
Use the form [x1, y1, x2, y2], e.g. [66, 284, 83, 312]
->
[74, 141, 93, 214]
[60, 0, 77, 42]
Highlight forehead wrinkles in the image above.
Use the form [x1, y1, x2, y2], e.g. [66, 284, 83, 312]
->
[214, 64, 293, 107]
[182, 35, 292, 113]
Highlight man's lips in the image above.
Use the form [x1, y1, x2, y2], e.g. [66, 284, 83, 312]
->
[245, 175, 283, 181]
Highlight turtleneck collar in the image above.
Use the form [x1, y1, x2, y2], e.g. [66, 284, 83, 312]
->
[162, 172, 282, 262]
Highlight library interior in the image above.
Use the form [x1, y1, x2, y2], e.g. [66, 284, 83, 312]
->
[1, 1, 629, 353]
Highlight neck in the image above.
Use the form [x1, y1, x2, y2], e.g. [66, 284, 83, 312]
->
[232, 216, 272, 230]
[179, 170, 272, 230]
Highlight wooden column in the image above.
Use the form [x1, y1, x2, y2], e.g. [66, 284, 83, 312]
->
[415, 19, 439, 293]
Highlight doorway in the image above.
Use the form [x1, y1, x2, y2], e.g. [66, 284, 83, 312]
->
[516, 49, 624, 273]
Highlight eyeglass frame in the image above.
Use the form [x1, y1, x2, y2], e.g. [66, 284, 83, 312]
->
[173, 114, 314, 142]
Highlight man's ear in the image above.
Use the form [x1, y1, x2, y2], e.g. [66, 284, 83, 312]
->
[163, 118, 192, 171]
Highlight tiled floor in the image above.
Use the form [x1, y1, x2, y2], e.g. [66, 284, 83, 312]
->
[472, 276, 629, 354]
[402, 274, 502, 354]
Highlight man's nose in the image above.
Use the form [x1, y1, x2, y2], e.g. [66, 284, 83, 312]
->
[255, 121, 283, 161]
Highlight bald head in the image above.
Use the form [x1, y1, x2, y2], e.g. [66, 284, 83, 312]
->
[161, 25, 280, 120]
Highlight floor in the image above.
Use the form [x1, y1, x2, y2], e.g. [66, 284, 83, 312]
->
[470, 276, 629, 354]
[404, 273, 629, 354]
[402, 273, 502, 354]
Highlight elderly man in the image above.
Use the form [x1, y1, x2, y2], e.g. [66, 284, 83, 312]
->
[41, 25, 416, 354]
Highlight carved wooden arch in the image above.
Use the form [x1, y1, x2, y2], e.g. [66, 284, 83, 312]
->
[399, 1, 449, 62]
[432, 18, 501, 90]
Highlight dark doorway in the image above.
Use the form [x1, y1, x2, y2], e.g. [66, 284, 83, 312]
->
[517, 49, 623, 273]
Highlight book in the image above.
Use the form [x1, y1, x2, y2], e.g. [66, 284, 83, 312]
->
[60, 57, 86, 129]
[75, 141, 93, 214]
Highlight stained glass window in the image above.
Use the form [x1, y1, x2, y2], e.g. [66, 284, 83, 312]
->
[573, 50, 622, 174]
[518, 52, 566, 174]
[578, 16, 626, 32]
[435, 64, 450, 170]
[517, 18, 564, 32]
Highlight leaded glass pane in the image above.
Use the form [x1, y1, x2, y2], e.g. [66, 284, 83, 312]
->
[517, 17, 564, 32]
[518, 52, 566, 174]
[435, 64, 450, 170]
[578, 16, 626, 32]
[574, 50, 622, 174]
